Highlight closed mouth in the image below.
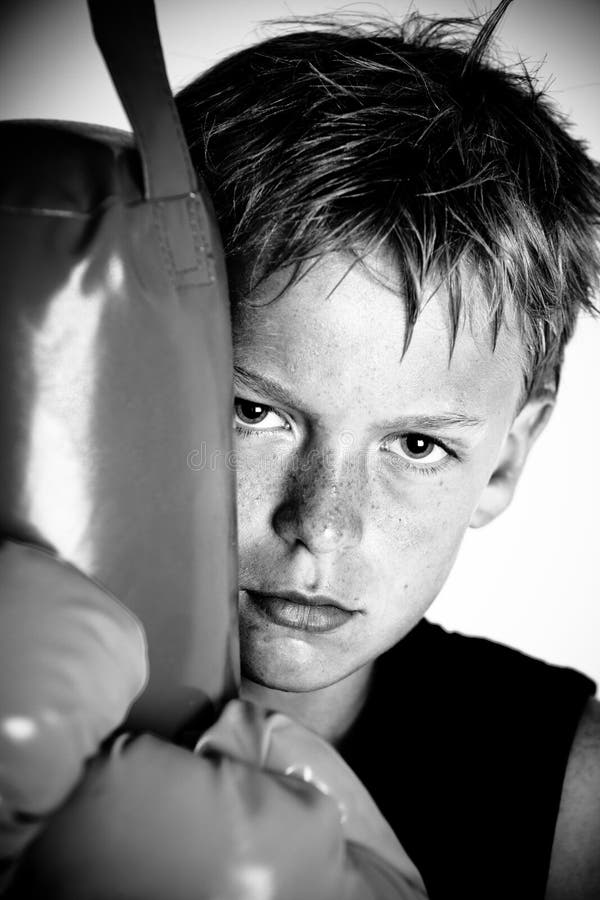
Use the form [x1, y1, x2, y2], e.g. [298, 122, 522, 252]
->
[243, 589, 356, 634]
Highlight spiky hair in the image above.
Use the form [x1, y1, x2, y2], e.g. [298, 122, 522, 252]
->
[177, 0, 600, 400]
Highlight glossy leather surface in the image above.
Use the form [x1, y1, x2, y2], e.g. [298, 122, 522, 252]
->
[8, 702, 428, 900]
[0, 117, 239, 738]
[0, 540, 147, 875]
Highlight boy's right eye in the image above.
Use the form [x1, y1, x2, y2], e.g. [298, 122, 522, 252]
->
[233, 397, 290, 433]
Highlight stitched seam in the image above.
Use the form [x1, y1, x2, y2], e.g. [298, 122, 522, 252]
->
[152, 201, 175, 288]
[186, 196, 211, 283]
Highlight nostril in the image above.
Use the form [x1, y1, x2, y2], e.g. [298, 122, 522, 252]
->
[272, 496, 363, 555]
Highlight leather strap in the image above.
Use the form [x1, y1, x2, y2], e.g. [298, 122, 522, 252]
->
[87, 0, 197, 201]
[88, 0, 216, 288]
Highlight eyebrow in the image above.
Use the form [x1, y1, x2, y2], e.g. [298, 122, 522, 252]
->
[234, 365, 308, 410]
[233, 365, 486, 432]
[378, 413, 485, 431]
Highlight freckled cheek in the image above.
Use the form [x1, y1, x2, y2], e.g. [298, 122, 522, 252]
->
[366, 482, 474, 576]
[234, 451, 286, 537]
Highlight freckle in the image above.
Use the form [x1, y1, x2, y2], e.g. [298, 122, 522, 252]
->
[403, 583, 408, 591]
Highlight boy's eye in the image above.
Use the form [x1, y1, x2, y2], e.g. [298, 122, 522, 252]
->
[383, 433, 448, 464]
[234, 398, 288, 431]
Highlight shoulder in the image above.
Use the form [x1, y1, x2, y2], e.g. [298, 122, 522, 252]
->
[391, 620, 593, 701]
[372, 624, 598, 898]
[546, 696, 600, 900]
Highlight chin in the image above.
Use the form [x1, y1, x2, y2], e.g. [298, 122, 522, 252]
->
[241, 658, 331, 693]
[238, 615, 364, 693]
[239, 635, 343, 693]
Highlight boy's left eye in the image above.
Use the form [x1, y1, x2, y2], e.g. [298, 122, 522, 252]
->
[382, 433, 448, 464]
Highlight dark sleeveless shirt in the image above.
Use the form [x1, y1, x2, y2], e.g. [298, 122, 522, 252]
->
[337, 619, 596, 900]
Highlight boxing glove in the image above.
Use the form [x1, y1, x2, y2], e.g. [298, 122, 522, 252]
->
[9, 701, 427, 900]
[197, 698, 426, 894]
[0, 540, 147, 878]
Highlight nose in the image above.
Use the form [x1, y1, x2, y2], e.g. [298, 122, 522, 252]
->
[272, 445, 364, 556]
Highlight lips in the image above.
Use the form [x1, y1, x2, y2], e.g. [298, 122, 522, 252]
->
[243, 589, 355, 634]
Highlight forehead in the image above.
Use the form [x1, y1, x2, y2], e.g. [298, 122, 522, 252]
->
[231, 252, 525, 422]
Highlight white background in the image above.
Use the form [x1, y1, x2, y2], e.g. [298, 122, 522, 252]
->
[2, 0, 598, 690]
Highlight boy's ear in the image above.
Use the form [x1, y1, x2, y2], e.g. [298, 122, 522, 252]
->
[470, 394, 555, 529]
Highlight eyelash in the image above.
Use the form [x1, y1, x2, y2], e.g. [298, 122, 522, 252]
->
[233, 398, 291, 438]
[382, 441, 455, 478]
[236, 424, 284, 440]
[233, 398, 458, 477]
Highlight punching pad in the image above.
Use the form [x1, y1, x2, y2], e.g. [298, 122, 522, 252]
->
[0, 0, 239, 738]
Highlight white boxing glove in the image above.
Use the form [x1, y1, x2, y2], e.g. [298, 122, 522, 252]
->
[0, 540, 147, 875]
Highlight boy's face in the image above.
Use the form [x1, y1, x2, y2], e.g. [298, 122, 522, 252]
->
[232, 252, 525, 693]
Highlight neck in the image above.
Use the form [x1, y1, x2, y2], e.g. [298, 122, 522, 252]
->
[240, 663, 374, 746]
